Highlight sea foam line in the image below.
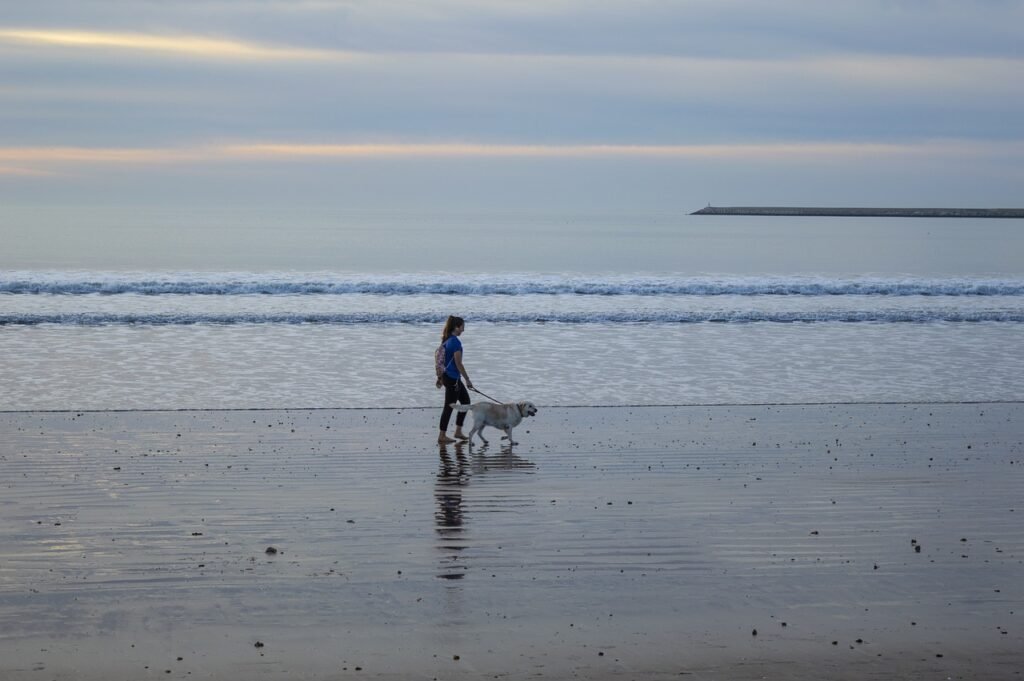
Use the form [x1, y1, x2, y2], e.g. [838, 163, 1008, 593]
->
[2, 310, 1022, 326]
[2, 277, 1024, 297]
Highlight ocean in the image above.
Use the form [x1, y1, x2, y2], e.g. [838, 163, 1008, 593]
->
[2, 211, 1022, 410]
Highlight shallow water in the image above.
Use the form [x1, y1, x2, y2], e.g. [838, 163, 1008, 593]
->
[1, 321, 1022, 410]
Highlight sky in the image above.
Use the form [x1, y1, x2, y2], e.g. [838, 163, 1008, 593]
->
[1, 0, 1022, 220]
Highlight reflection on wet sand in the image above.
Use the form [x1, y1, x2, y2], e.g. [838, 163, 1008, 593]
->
[435, 443, 469, 581]
[435, 442, 535, 583]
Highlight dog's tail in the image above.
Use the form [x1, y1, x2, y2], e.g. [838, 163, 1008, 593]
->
[449, 403, 473, 412]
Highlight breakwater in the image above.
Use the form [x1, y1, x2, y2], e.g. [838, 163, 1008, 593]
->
[692, 206, 1024, 218]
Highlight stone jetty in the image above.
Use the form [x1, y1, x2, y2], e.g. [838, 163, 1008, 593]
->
[691, 206, 1024, 218]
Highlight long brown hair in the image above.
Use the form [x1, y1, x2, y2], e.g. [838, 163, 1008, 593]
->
[441, 316, 465, 343]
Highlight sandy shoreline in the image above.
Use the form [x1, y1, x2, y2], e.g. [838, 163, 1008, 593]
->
[1, 403, 1021, 680]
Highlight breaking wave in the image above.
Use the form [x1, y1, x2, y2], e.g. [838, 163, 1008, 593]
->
[2, 274, 1024, 297]
[3, 310, 1022, 326]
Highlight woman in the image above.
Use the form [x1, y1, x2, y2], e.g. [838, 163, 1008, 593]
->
[437, 315, 474, 443]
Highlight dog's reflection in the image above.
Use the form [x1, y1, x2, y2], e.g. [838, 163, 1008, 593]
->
[466, 441, 536, 473]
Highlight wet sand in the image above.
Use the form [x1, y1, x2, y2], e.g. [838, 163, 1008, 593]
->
[1, 404, 1021, 680]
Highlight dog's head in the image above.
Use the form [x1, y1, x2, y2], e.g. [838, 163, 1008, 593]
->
[517, 401, 538, 418]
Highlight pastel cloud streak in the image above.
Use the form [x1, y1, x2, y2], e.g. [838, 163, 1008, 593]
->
[2, 27, 1020, 96]
[3, 138, 1019, 170]
[0, 28, 347, 61]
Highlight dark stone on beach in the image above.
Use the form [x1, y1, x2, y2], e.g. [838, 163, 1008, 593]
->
[915, 545, 921, 553]
[752, 629, 757, 636]
[265, 547, 278, 555]
[254, 641, 264, 648]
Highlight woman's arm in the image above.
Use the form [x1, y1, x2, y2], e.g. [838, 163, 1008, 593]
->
[453, 350, 473, 389]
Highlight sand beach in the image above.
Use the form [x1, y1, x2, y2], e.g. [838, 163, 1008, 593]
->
[0, 403, 1021, 680]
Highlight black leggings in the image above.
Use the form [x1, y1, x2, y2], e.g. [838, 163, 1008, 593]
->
[439, 375, 471, 431]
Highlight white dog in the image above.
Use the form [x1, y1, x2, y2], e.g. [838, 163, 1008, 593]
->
[450, 401, 538, 445]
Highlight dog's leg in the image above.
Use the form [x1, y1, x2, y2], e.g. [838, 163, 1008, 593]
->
[503, 427, 516, 445]
[469, 422, 484, 445]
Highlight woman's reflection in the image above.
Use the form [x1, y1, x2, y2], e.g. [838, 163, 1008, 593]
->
[436, 442, 469, 581]
[435, 441, 537, 584]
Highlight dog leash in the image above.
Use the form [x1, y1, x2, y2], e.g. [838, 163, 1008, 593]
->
[468, 386, 503, 405]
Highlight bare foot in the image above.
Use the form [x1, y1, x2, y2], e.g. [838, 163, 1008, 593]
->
[454, 431, 469, 440]
[438, 435, 457, 444]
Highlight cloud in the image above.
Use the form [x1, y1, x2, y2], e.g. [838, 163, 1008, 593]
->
[0, 146, 206, 164]
[2, 139, 1020, 173]
[0, 165, 53, 177]
[211, 139, 1024, 162]
[217, 141, 921, 160]
[1, 2, 1021, 208]
[10, 45, 1018, 146]
[3, 0, 1022, 62]
[0, 28, 352, 61]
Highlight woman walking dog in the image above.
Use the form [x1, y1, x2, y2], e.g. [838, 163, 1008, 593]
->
[437, 316, 474, 444]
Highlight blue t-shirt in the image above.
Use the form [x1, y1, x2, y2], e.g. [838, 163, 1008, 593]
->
[443, 336, 462, 380]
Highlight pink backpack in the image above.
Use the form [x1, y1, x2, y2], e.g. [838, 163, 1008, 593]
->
[434, 343, 447, 378]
